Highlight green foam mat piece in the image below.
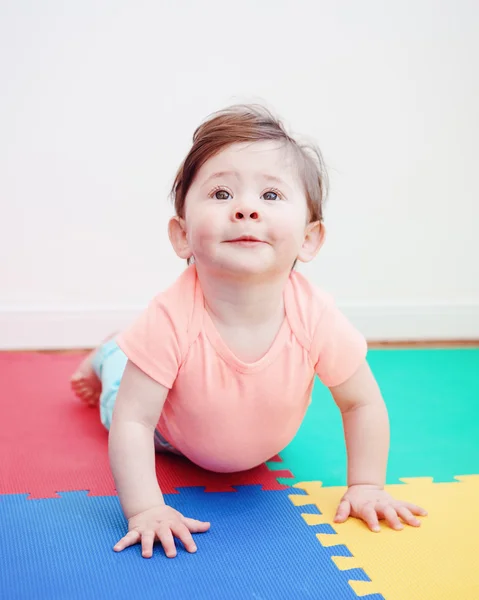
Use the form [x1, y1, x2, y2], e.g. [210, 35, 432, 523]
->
[268, 348, 479, 486]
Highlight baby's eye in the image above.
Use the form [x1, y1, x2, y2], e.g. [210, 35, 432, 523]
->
[262, 190, 279, 201]
[214, 189, 231, 200]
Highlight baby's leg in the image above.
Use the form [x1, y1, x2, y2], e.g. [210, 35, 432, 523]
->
[71, 347, 106, 407]
[71, 334, 122, 409]
[89, 339, 128, 431]
[73, 338, 181, 455]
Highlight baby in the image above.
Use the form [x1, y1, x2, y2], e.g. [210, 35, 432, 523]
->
[71, 104, 426, 559]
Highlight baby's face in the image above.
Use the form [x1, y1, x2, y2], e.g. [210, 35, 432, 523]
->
[182, 140, 315, 277]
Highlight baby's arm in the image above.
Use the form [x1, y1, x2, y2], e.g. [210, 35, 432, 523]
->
[330, 360, 389, 488]
[329, 360, 427, 531]
[109, 359, 167, 516]
[109, 359, 210, 557]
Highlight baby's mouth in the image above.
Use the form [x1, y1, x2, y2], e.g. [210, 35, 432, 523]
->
[225, 235, 265, 243]
[224, 236, 267, 247]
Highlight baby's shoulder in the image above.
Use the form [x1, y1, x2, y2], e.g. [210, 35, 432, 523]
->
[286, 270, 335, 345]
[154, 264, 198, 310]
[148, 265, 202, 343]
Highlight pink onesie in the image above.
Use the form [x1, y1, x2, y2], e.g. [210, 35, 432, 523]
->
[116, 265, 367, 473]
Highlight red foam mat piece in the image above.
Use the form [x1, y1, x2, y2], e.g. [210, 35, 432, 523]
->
[0, 352, 294, 499]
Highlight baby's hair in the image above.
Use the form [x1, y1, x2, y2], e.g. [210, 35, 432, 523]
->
[170, 104, 328, 223]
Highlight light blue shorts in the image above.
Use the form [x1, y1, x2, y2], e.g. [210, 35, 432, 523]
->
[91, 339, 179, 454]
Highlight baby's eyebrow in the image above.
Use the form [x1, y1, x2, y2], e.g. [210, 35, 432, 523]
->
[202, 171, 240, 186]
[261, 174, 289, 187]
[201, 170, 292, 192]
[259, 174, 294, 196]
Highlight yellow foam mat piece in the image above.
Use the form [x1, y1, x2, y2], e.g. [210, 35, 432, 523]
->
[289, 476, 479, 599]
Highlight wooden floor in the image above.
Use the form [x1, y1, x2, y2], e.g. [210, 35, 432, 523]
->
[368, 340, 479, 349]
[23, 339, 479, 354]
[3, 340, 479, 354]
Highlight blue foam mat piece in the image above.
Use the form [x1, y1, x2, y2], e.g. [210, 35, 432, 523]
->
[0, 486, 384, 600]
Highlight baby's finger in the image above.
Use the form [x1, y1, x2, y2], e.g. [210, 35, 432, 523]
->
[382, 505, 403, 530]
[182, 517, 211, 533]
[113, 530, 140, 552]
[334, 499, 351, 523]
[157, 525, 177, 558]
[360, 504, 380, 532]
[140, 531, 156, 558]
[396, 506, 421, 527]
[403, 502, 428, 516]
[171, 523, 197, 553]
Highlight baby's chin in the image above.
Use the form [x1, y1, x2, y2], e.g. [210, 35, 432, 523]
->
[202, 254, 289, 280]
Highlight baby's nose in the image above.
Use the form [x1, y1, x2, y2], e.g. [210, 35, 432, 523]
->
[234, 210, 259, 220]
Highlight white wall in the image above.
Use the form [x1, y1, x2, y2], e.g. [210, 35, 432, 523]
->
[1, 0, 478, 349]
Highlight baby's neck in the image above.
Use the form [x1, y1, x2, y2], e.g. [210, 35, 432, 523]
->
[196, 265, 289, 329]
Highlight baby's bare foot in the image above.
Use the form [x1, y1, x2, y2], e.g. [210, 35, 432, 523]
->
[71, 349, 101, 407]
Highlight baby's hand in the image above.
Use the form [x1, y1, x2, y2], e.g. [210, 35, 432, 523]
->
[334, 484, 427, 532]
[114, 504, 211, 558]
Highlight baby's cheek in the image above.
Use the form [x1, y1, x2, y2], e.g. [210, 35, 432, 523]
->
[273, 226, 302, 250]
[188, 217, 220, 251]
[198, 220, 221, 242]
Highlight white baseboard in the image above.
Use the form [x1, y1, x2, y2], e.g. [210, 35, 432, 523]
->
[344, 303, 479, 342]
[0, 304, 478, 350]
[0, 308, 139, 350]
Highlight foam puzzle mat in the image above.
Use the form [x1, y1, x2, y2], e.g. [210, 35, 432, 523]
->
[1, 348, 478, 598]
[0, 487, 384, 600]
[271, 348, 479, 487]
[290, 476, 479, 599]
[0, 352, 293, 498]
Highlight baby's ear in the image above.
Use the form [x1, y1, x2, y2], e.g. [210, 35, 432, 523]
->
[168, 216, 193, 260]
[297, 221, 326, 263]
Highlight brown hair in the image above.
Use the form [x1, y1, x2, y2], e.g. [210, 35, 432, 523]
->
[170, 104, 328, 222]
